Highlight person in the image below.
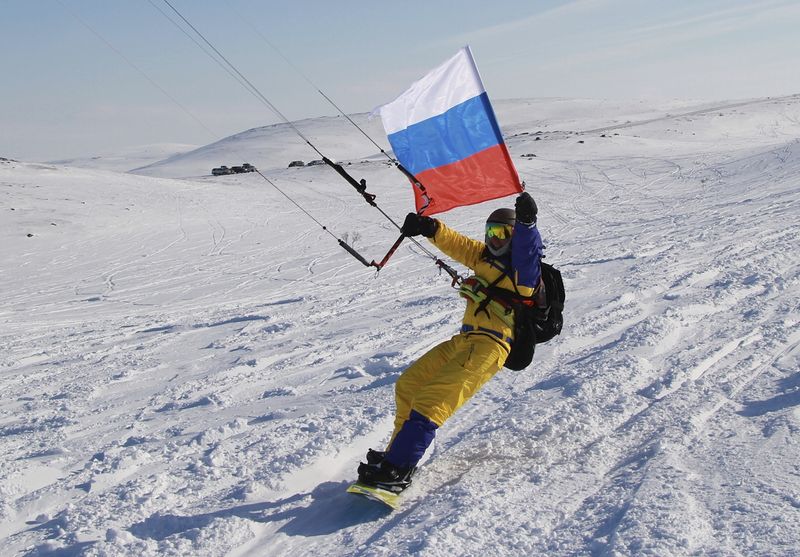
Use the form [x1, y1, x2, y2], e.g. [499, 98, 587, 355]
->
[357, 192, 544, 493]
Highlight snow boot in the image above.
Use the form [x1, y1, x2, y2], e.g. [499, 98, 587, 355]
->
[366, 448, 385, 465]
[357, 459, 416, 493]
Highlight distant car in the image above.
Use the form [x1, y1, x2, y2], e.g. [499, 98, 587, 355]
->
[212, 166, 232, 176]
[230, 165, 245, 173]
[307, 159, 325, 166]
[288, 160, 305, 168]
[241, 163, 257, 172]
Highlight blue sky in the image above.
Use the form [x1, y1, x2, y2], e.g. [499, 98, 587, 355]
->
[2, 0, 800, 161]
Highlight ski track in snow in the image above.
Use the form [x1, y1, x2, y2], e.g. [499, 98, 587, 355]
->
[1, 96, 800, 556]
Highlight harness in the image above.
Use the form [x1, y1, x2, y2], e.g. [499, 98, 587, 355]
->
[457, 255, 563, 372]
[457, 259, 542, 332]
[460, 324, 514, 346]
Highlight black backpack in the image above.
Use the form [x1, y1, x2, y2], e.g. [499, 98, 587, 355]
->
[531, 262, 565, 344]
[488, 262, 565, 371]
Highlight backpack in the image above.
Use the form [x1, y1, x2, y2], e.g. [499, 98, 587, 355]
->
[531, 262, 565, 344]
[486, 262, 565, 371]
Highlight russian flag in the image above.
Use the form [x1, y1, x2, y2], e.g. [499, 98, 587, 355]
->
[377, 46, 522, 216]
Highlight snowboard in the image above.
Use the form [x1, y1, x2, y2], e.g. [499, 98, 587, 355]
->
[347, 440, 433, 509]
[346, 481, 401, 510]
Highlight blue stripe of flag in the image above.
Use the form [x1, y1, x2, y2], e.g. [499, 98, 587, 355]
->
[387, 92, 504, 176]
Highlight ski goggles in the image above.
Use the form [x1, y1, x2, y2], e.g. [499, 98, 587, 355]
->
[485, 223, 513, 240]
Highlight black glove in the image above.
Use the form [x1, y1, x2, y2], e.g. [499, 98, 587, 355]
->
[515, 192, 538, 225]
[401, 212, 438, 238]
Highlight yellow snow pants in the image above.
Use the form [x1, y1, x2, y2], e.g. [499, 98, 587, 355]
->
[389, 332, 509, 442]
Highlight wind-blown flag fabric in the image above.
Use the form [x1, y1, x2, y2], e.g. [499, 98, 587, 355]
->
[377, 46, 522, 215]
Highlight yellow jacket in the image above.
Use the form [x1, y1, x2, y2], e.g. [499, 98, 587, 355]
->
[431, 221, 540, 350]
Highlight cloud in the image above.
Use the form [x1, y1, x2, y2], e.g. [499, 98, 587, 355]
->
[455, 0, 800, 100]
[438, 0, 612, 47]
[629, 0, 800, 38]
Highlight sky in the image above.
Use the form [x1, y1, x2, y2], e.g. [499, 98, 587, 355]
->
[2, 0, 800, 162]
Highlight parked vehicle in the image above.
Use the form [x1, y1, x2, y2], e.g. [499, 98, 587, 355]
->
[242, 163, 257, 172]
[230, 166, 245, 173]
[212, 166, 232, 176]
[307, 159, 325, 166]
[288, 160, 305, 168]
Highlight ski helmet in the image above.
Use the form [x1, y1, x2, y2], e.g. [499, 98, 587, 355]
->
[486, 208, 515, 226]
[485, 208, 515, 256]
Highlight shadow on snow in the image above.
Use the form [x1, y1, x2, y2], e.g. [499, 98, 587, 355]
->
[128, 480, 391, 542]
[738, 371, 800, 417]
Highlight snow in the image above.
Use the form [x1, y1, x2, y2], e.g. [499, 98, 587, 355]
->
[47, 144, 199, 174]
[130, 115, 390, 179]
[2, 95, 800, 556]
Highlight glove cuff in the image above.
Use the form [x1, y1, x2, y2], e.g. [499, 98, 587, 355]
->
[421, 217, 438, 238]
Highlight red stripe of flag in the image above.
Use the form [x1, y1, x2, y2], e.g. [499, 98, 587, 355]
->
[414, 143, 522, 215]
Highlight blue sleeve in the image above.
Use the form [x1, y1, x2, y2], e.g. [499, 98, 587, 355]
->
[511, 221, 543, 288]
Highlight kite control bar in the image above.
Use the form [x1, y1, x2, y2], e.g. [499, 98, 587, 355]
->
[322, 154, 455, 279]
[337, 233, 405, 271]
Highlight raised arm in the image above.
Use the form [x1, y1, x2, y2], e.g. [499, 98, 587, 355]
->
[511, 221, 543, 288]
[511, 192, 543, 288]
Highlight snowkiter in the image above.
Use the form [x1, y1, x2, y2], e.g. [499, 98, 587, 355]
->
[357, 192, 543, 492]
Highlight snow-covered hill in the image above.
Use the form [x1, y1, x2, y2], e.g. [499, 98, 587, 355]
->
[47, 143, 199, 174]
[129, 115, 390, 179]
[1, 96, 799, 556]
[130, 96, 800, 180]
